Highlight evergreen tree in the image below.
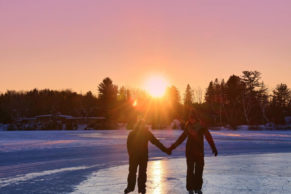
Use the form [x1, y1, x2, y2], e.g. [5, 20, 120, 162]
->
[184, 84, 193, 106]
[272, 83, 291, 108]
[83, 91, 98, 116]
[257, 82, 269, 123]
[183, 84, 193, 119]
[241, 71, 262, 124]
[205, 81, 214, 104]
[165, 86, 182, 120]
[269, 83, 291, 124]
[205, 79, 227, 126]
[118, 86, 128, 102]
[225, 75, 244, 128]
[98, 77, 118, 121]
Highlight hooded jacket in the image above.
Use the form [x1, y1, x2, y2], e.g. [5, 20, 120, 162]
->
[127, 126, 167, 160]
[170, 121, 217, 157]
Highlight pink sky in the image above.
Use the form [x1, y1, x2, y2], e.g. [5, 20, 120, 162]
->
[1, 0, 291, 94]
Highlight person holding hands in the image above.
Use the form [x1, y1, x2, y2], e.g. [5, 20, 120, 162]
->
[169, 110, 218, 194]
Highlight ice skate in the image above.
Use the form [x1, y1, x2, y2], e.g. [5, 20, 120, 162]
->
[195, 189, 202, 194]
[124, 188, 133, 194]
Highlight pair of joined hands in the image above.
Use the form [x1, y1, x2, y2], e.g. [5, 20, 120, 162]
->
[165, 147, 173, 155]
[213, 149, 218, 157]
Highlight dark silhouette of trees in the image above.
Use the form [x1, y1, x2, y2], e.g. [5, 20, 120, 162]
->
[204, 71, 291, 128]
[165, 86, 182, 121]
[98, 77, 118, 106]
[268, 83, 291, 124]
[257, 82, 269, 123]
[98, 77, 118, 112]
[0, 73, 290, 130]
[272, 84, 291, 108]
[241, 71, 264, 124]
[225, 75, 244, 127]
[116, 86, 135, 124]
[184, 84, 193, 106]
[0, 89, 98, 124]
[97, 77, 118, 128]
[183, 84, 193, 119]
[205, 79, 227, 126]
[83, 91, 99, 116]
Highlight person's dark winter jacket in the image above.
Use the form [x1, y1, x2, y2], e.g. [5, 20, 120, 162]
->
[170, 121, 217, 191]
[127, 126, 168, 159]
[170, 121, 217, 157]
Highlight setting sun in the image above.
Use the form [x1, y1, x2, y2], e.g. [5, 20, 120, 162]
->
[144, 76, 169, 98]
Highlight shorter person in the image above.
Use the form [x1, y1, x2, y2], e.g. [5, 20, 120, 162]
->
[169, 111, 218, 194]
[124, 120, 170, 194]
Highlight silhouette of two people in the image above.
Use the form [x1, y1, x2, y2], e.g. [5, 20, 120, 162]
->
[125, 111, 217, 194]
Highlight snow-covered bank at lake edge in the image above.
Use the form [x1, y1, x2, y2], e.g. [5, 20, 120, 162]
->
[1, 124, 291, 131]
[73, 153, 291, 194]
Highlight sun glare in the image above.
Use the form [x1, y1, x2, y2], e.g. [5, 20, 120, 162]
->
[132, 99, 138, 107]
[144, 76, 168, 98]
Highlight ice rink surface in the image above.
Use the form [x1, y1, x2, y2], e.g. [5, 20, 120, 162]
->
[73, 153, 291, 194]
[1, 129, 291, 193]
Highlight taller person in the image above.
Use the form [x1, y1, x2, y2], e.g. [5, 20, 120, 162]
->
[169, 110, 218, 194]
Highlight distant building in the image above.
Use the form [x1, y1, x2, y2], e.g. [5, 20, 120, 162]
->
[11, 114, 106, 130]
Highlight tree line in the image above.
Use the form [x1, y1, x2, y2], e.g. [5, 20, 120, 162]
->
[0, 70, 290, 129]
[203, 71, 291, 127]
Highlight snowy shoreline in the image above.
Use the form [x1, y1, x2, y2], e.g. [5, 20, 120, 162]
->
[1, 123, 291, 131]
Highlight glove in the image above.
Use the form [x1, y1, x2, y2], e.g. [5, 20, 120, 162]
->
[166, 148, 172, 155]
[212, 148, 218, 156]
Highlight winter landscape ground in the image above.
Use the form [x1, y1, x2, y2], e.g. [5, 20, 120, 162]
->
[0, 129, 291, 194]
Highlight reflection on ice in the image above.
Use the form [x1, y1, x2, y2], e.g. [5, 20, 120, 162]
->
[149, 160, 163, 194]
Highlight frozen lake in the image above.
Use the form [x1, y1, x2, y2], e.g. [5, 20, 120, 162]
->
[0, 129, 291, 193]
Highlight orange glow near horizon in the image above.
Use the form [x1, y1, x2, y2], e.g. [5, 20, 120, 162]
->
[132, 99, 138, 107]
[1, 1, 291, 93]
[144, 76, 169, 98]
